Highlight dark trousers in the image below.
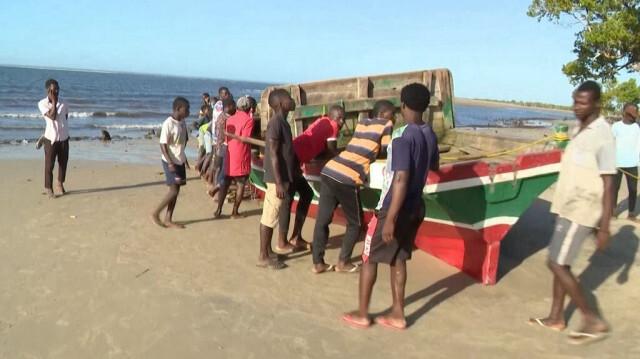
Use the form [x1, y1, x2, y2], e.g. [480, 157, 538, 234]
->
[279, 174, 314, 235]
[312, 175, 363, 264]
[44, 138, 69, 189]
[614, 167, 638, 214]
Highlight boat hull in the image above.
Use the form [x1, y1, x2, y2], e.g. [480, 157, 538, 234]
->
[250, 149, 561, 285]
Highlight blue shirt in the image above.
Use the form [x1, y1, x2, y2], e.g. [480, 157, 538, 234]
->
[380, 123, 439, 210]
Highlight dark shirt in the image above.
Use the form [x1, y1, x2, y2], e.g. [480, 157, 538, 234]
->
[263, 115, 296, 184]
[381, 123, 439, 210]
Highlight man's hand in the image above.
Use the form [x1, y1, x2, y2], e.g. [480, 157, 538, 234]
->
[168, 163, 177, 173]
[185, 160, 191, 170]
[595, 229, 610, 251]
[382, 217, 395, 244]
[275, 181, 288, 199]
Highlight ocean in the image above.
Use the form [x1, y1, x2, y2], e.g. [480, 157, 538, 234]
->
[0, 65, 571, 144]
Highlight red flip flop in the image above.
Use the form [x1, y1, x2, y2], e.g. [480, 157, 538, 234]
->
[339, 314, 371, 329]
[375, 316, 406, 331]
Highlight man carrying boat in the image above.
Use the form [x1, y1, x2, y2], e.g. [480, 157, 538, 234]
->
[274, 105, 346, 253]
[311, 101, 394, 274]
[528, 81, 614, 345]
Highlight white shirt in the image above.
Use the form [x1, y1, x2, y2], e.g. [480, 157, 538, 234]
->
[551, 116, 617, 227]
[38, 97, 69, 143]
[611, 120, 640, 167]
[159, 116, 187, 165]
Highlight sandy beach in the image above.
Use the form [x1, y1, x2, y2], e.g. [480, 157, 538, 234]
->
[1, 139, 639, 358]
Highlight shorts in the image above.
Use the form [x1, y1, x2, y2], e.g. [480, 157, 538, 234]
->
[216, 145, 227, 186]
[362, 203, 425, 264]
[204, 131, 213, 154]
[225, 175, 248, 184]
[162, 160, 187, 186]
[548, 217, 593, 266]
[260, 182, 282, 228]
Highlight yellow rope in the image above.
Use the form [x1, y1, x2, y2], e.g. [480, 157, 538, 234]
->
[440, 133, 568, 161]
[619, 168, 640, 180]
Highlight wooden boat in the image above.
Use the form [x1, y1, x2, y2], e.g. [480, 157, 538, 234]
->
[249, 69, 563, 285]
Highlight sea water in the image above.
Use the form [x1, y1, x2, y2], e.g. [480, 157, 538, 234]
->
[0, 65, 571, 145]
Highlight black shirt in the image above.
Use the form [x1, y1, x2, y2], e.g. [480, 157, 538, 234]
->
[263, 115, 296, 183]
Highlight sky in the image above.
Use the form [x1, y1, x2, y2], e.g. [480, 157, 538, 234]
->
[1, 0, 584, 105]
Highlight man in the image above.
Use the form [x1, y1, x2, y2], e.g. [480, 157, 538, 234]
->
[257, 89, 297, 269]
[206, 98, 235, 195]
[612, 103, 640, 221]
[340, 83, 438, 330]
[528, 81, 614, 345]
[37, 79, 70, 198]
[311, 100, 394, 274]
[275, 105, 346, 253]
[214, 95, 253, 218]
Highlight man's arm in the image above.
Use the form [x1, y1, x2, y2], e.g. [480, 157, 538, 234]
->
[596, 174, 615, 250]
[381, 170, 409, 243]
[326, 139, 340, 157]
[160, 144, 175, 173]
[40, 98, 57, 121]
[268, 138, 287, 199]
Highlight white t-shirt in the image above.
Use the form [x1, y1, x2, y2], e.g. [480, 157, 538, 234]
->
[38, 97, 69, 142]
[159, 116, 187, 165]
[611, 120, 640, 167]
[211, 100, 223, 142]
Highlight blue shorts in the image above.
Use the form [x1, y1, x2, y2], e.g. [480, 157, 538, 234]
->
[162, 160, 187, 186]
[217, 145, 227, 186]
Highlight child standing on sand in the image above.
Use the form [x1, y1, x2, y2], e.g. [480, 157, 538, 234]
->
[150, 97, 190, 229]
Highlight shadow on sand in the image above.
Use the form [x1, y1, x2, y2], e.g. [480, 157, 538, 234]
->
[64, 176, 201, 196]
[497, 198, 555, 281]
[563, 224, 639, 323]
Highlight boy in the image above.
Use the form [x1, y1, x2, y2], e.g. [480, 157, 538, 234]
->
[275, 105, 346, 253]
[528, 81, 614, 344]
[214, 95, 253, 218]
[611, 103, 640, 221]
[257, 89, 297, 269]
[150, 97, 190, 229]
[311, 100, 395, 274]
[340, 83, 437, 330]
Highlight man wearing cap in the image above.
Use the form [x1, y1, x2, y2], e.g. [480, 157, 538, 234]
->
[214, 95, 254, 218]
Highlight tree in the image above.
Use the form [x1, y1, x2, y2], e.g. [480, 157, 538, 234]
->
[528, 0, 640, 84]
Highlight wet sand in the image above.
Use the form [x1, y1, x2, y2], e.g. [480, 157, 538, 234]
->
[1, 145, 639, 358]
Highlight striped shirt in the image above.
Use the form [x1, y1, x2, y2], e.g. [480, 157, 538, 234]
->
[321, 118, 393, 186]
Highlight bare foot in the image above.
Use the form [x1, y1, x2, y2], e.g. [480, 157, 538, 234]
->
[256, 258, 286, 270]
[46, 189, 55, 198]
[375, 315, 407, 331]
[340, 312, 371, 329]
[231, 212, 246, 219]
[312, 263, 335, 274]
[149, 214, 164, 227]
[213, 210, 222, 218]
[164, 221, 185, 229]
[55, 182, 66, 195]
[289, 237, 311, 250]
[627, 215, 638, 222]
[274, 243, 296, 254]
[336, 263, 360, 273]
[527, 317, 566, 331]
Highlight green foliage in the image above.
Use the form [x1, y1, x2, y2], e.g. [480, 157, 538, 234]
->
[528, 0, 640, 84]
[602, 78, 640, 113]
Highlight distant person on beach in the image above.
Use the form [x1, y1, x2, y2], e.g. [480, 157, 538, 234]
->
[209, 88, 232, 159]
[194, 104, 212, 173]
[206, 98, 236, 197]
[275, 105, 346, 253]
[612, 103, 640, 221]
[528, 81, 614, 345]
[214, 95, 253, 218]
[255, 89, 297, 269]
[340, 83, 438, 331]
[150, 97, 190, 229]
[311, 100, 394, 274]
[37, 78, 70, 198]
